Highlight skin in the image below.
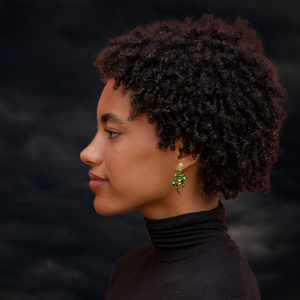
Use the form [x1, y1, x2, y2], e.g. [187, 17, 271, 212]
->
[80, 78, 219, 219]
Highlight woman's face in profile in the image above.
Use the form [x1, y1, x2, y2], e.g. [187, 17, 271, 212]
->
[80, 79, 179, 217]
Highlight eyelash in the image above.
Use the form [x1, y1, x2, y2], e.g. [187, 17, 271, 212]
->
[104, 129, 120, 139]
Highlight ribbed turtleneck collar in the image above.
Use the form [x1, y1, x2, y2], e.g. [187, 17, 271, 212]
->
[144, 201, 231, 262]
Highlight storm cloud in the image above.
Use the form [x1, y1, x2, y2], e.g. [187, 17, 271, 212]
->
[1, 0, 299, 299]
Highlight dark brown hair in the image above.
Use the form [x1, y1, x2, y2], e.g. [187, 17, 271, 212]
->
[94, 13, 287, 200]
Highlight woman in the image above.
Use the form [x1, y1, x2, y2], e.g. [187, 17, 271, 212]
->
[80, 13, 286, 300]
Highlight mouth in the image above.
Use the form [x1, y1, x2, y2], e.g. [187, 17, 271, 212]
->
[88, 171, 108, 190]
[89, 171, 108, 181]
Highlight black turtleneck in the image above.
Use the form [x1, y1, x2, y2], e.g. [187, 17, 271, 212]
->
[104, 201, 261, 300]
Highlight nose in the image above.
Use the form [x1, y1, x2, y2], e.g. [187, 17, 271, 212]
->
[80, 135, 103, 166]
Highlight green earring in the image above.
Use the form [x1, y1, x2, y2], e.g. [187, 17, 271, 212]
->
[172, 163, 187, 195]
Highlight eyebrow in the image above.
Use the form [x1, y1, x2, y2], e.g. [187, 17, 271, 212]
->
[100, 113, 127, 126]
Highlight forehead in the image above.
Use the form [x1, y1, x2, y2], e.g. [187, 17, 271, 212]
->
[96, 79, 159, 143]
[97, 79, 131, 123]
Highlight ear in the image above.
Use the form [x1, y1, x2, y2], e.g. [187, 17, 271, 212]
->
[173, 137, 201, 171]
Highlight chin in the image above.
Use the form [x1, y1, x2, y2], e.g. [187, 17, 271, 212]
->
[93, 197, 132, 216]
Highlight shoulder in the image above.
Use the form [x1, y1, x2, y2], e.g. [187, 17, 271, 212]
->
[197, 243, 255, 280]
[115, 244, 153, 267]
[190, 244, 260, 299]
[110, 244, 153, 279]
[106, 244, 154, 296]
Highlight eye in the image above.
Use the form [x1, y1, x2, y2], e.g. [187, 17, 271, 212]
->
[104, 129, 120, 139]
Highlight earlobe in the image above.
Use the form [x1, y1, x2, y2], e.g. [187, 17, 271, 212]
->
[174, 137, 200, 168]
[177, 150, 201, 170]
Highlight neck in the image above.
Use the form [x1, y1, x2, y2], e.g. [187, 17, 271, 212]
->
[140, 191, 219, 220]
[144, 200, 230, 262]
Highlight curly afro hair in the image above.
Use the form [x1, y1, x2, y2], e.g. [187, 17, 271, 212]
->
[93, 13, 287, 200]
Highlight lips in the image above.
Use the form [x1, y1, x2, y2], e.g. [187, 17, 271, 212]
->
[88, 171, 108, 190]
[89, 171, 108, 181]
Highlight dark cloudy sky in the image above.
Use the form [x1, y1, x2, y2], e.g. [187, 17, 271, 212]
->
[1, 0, 299, 299]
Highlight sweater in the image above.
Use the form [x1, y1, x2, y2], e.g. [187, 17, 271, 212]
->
[104, 201, 261, 300]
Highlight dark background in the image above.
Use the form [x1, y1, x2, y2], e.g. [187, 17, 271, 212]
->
[1, 0, 299, 299]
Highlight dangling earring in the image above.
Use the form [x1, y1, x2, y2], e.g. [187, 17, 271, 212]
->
[172, 163, 187, 195]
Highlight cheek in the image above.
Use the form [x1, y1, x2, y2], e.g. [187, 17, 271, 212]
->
[144, 161, 174, 190]
[105, 142, 134, 175]
[129, 149, 174, 195]
[106, 141, 172, 193]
